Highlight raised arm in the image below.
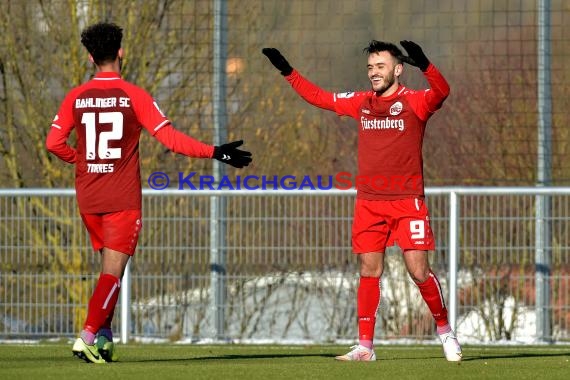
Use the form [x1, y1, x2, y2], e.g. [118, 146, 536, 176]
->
[399, 40, 450, 111]
[262, 48, 337, 111]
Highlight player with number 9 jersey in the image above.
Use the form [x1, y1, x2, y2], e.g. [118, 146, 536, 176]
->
[262, 40, 462, 363]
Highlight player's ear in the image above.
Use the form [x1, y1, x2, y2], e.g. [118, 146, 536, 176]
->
[395, 63, 403, 77]
[118, 48, 124, 59]
[88, 54, 95, 64]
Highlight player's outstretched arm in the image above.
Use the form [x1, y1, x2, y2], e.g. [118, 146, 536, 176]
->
[153, 125, 252, 168]
[261, 47, 337, 111]
[212, 140, 252, 169]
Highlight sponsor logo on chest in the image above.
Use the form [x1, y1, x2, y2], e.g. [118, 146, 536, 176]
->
[360, 101, 405, 132]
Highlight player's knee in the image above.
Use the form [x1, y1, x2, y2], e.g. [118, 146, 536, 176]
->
[409, 269, 430, 283]
[360, 264, 383, 278]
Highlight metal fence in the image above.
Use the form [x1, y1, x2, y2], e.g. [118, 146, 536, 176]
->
[1, 187, 569, 343]
[2, 1, 570, 188]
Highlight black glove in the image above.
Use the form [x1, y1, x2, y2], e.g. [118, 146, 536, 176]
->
[399, 40, 430, 72]
[262, 48, 293, 76]
[213, 140, 252, 168]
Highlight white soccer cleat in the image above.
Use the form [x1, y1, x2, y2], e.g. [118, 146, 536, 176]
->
[335, 345, 376, 361]
[439, 330, 462, 362]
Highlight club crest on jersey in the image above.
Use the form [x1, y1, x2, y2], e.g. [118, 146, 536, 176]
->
[389, 101, 403, 116]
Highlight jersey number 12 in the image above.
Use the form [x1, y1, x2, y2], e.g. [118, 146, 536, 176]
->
[82, 111, 123, 160]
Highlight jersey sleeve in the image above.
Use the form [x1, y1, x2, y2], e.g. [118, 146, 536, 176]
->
[153, 124, 214, 158]
[285, 69, 364, 119]
[46, 92, 77, 163]
[130, 87, 214, 159]
[407, 64, 450, 121]
[423, 64, 450, 113]
[129, 88, 171, 136]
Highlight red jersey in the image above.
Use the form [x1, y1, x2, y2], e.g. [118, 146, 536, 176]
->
[285, 64, 450, 200]
[46, 71, 214, 213]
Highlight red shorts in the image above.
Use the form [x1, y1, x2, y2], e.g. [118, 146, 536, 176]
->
[81, 209, 142, 256]
[352, 198, 435, 254]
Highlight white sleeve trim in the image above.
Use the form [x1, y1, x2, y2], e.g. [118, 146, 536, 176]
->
[153, 119, 170, 132]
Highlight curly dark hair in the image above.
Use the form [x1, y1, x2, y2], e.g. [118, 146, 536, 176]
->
[363, 40, 403, 63]
[81, 22, 123, 65]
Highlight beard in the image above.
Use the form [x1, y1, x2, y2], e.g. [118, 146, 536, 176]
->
[371, 70, 396, 95]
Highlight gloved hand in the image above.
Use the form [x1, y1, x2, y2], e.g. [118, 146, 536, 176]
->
[213, 140, 252, 168]
[262, 48, 293, 76]
[399, 40, 430, 72]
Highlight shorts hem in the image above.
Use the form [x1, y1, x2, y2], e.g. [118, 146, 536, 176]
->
[352, 249, 385, 255]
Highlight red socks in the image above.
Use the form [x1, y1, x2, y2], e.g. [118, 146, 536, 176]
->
[356, 271, 448, 348]
[83, 273, 121, 338]
[357, 276, 381, 348]
[416, 271, 449, 327]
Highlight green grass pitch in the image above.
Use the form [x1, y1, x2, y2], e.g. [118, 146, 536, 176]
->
[0, 343, 569, 380]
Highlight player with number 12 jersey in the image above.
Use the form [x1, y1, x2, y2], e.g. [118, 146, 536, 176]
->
[46, 22, 251, 364]
[48, 72, 212, 214]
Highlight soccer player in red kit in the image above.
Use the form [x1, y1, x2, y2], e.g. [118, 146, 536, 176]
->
[262, 41, 462, 362]
[46, 22, 252, 363]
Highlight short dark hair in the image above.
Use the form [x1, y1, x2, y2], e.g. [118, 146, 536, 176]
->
[363, 40, 403, 63]
[81, 22, 123, 65]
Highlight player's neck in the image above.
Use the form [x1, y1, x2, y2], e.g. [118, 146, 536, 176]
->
[95, 59, 121, 74]
[376, 82, 400, 98]
[97, 67, 119, 74]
